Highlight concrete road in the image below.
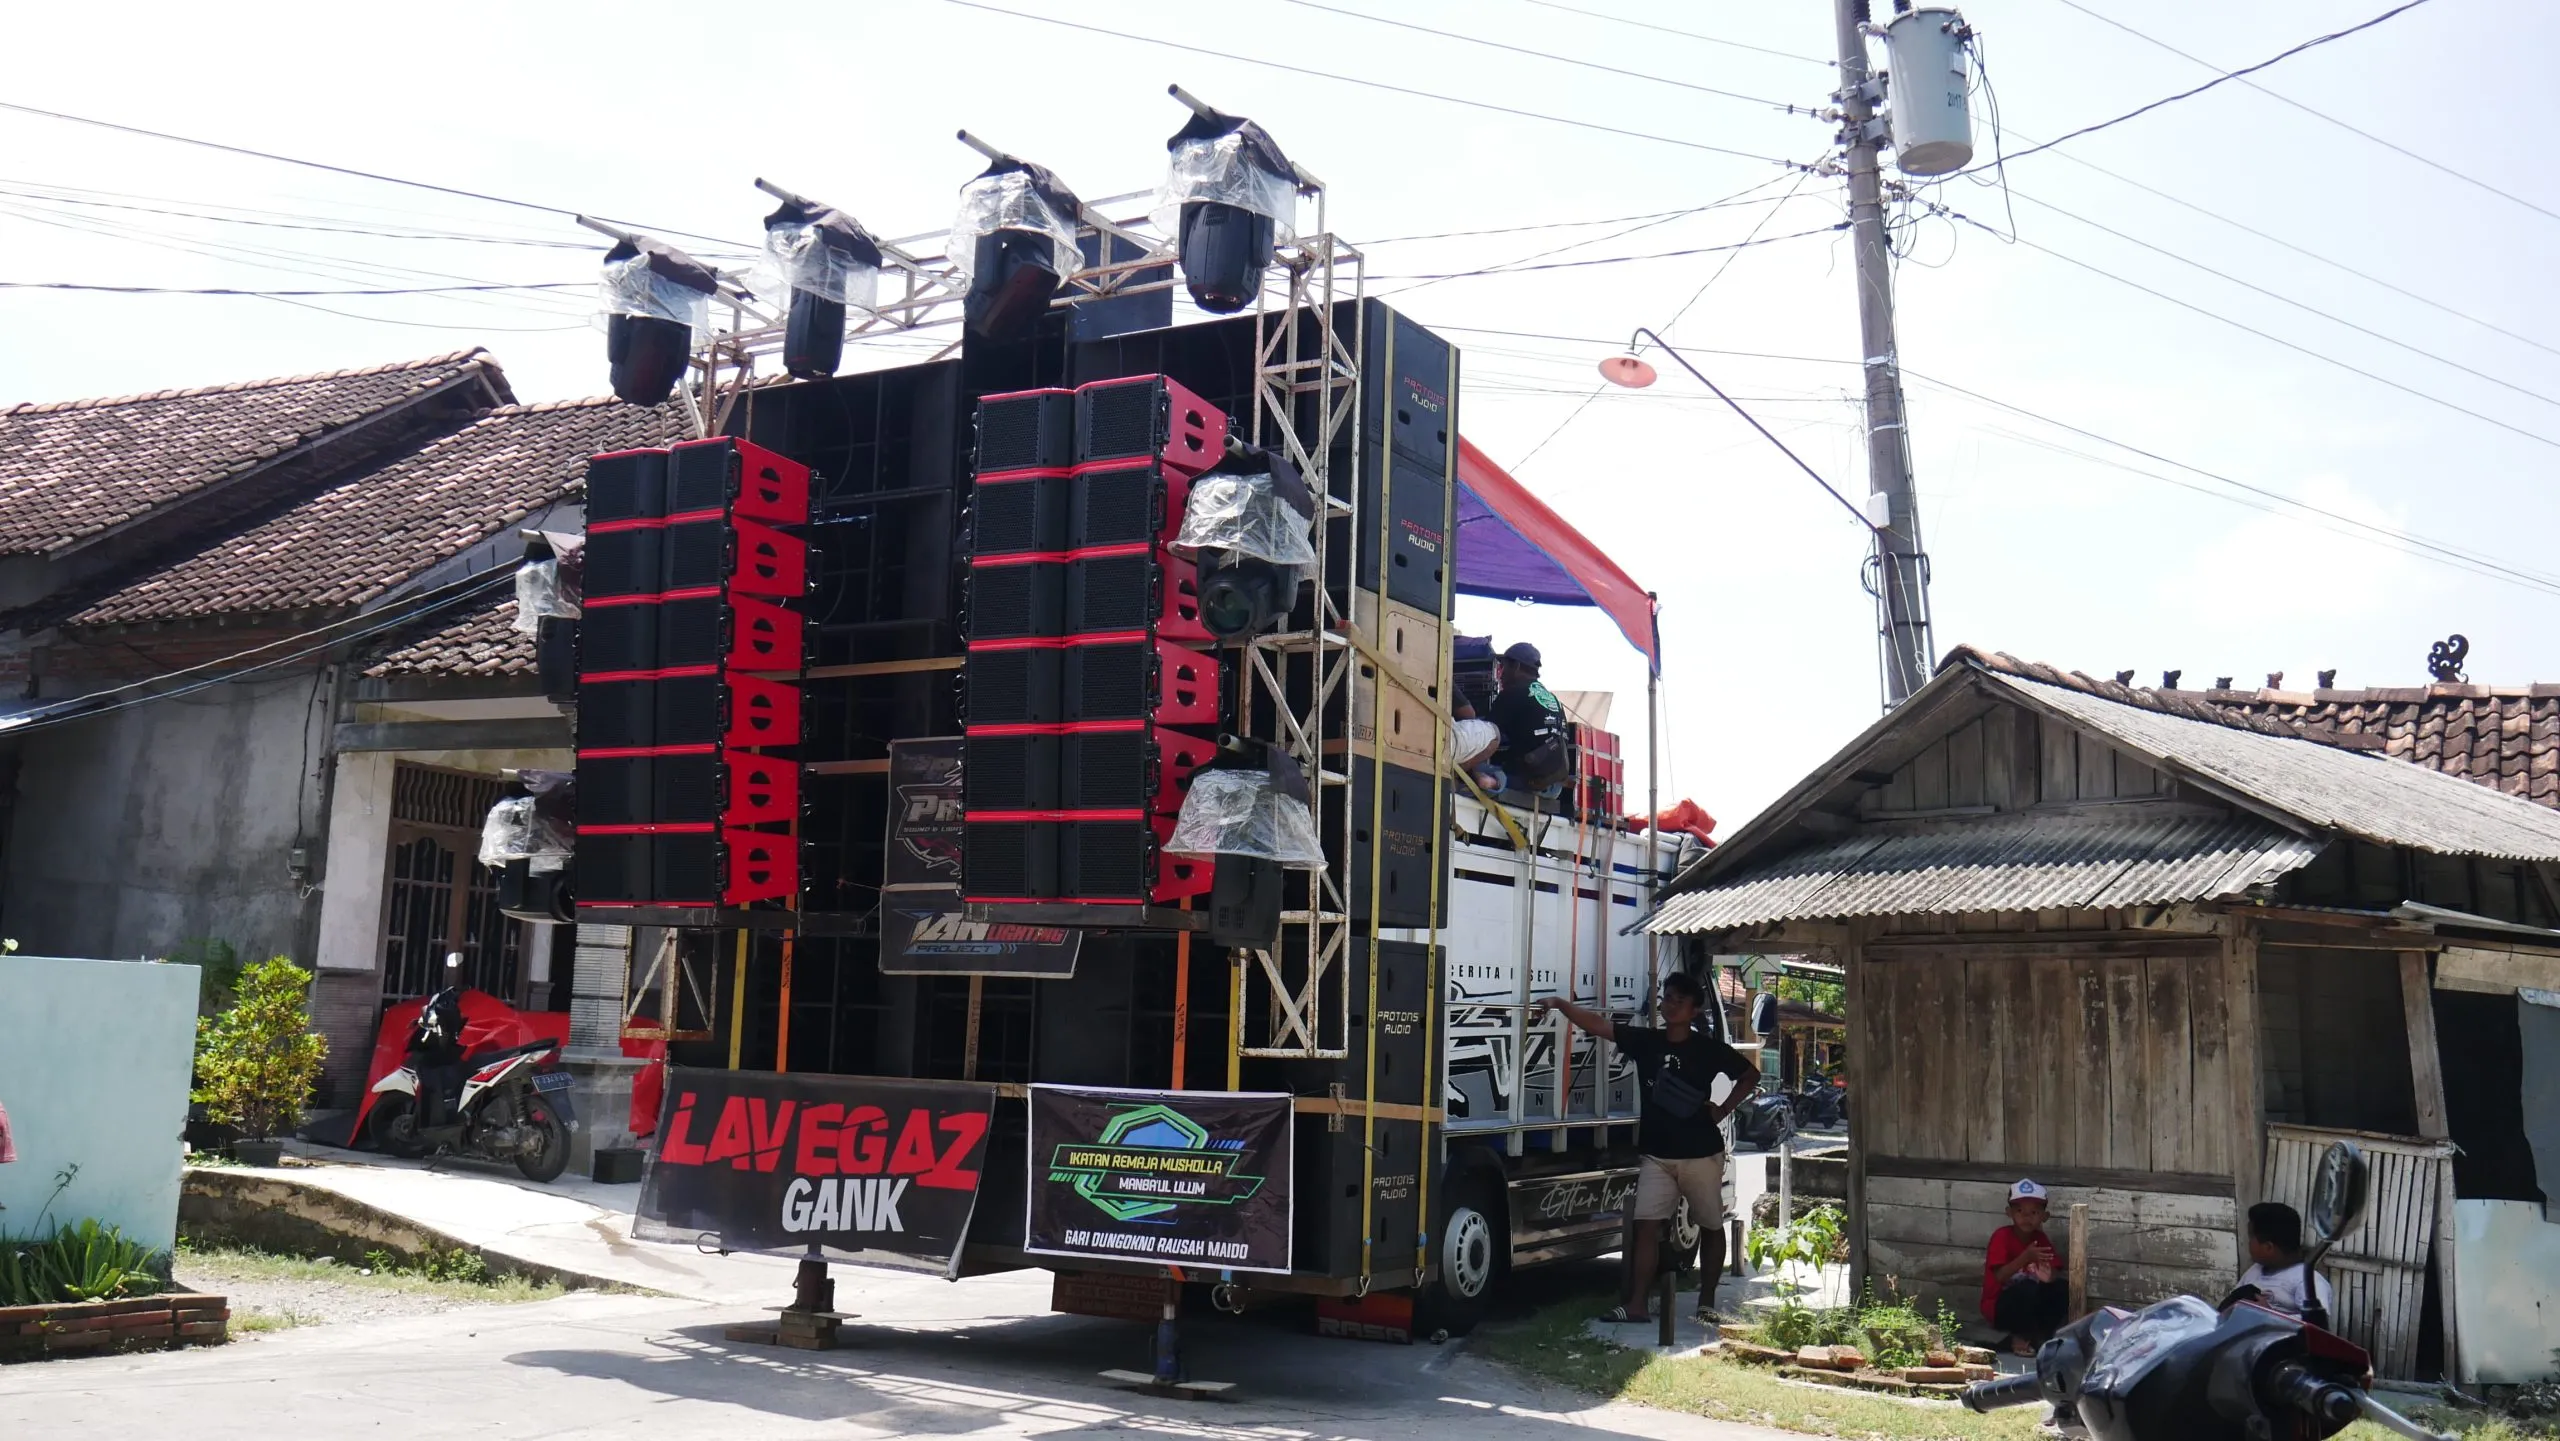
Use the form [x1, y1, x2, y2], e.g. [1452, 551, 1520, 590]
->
[0, 1259, 1793, 1441]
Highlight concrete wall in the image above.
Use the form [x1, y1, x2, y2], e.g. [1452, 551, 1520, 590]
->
[0, 954, 199, 1252]
[2, 673, 321, 967]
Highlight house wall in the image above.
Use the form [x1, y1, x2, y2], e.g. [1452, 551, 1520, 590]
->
[0, 672, 321, 968]
[0, 954, 199, 1253]
[1850, 925, 2244, 1317]
[1856, 706, 2172, 816]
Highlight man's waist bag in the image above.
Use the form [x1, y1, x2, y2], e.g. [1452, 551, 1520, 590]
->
[1651, 1067, 1709, 1120]
[1514, 736, 1570, 788]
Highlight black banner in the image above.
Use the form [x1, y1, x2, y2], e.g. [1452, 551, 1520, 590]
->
[879, 888, 1081, 978]
[886, 738, 964, 888]
[636, 1068, 997, 1277]
[1025, 1086, 1294, 1275]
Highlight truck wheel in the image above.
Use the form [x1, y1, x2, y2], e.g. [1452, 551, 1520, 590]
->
[1422, 1171, 1505, 1336]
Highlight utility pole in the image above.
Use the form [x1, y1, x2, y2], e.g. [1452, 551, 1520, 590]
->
[1834, 0, 1935, 708]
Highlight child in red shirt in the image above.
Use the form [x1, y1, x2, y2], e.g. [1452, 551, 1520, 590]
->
[1982, 1178, 2068, 1354]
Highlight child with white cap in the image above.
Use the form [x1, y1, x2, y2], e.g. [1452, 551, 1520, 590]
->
[1982, 1178, 2070, 1355]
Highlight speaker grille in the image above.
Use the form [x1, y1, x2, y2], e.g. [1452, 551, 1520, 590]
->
[963, 733, 1055, 811]
[668, 440, 733, 513]
[586, 451, 666, 522]
[655, 673, 723, 748]
[652, 831, 721, 903]
[964, 820, 1053, 897]
[656, 595, 724, 669]
[977, 391, 1072, 472]
[652, 751, 722, 825]
[1078, 382, 1160, 461]
[1071, 465, 1158, 548]
[662, 519, 726, 591]
[584, 528, 661, 599]
[575, 834, 651, 904]
[967, 561, 1061, 640]
[1061, 820, 1150, 900]
[581, 602, 657, 673]
[1068, 552, 1153, 634]
[1061, 731, 1146, 811]
[577, 678, 654, 750]
[578, 756, 652, 827]
[964, 648, 1058, 727]
[1067, 642, 1149, 721]
[971, 474, 1059, 556]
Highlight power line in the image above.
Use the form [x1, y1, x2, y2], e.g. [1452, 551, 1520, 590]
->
[1368, 223, 1839, 282]
[1895, 367, 2560, 597]
[0, 183, 610, 250]
[1512, 0, 1830, 67]
[2050, 0, 2560, 229]
[0, 280, 581, 296]
[1274, 0, 1808, 113]
[1382, 171, 1808, 298]
[0, 98, 750, 252]
[1979, 0, 2436, 170]
[1987, 130, 2560, 364]
[939, 0, 1810, 168]
[1928, 200, 2560, 454]
[1361, 207, 1705, 246]
[1996, 186, 2560, 414]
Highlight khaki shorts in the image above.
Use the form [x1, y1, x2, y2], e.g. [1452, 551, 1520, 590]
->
[1633, 1153, 1725, 1226]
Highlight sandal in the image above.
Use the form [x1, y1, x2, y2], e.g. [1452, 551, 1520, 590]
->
[1596, 1305, 1651, 1324]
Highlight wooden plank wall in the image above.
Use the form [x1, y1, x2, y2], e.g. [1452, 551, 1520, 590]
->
[2264, 1123, 2452, 1380]
[1855, 941, 2241, 1315]
[1859, 708, 2169, 816]
[1866, 1176, 2236, 1314]
[2258, 947, 2420, 1134]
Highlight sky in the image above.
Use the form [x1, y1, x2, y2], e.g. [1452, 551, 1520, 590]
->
[1, 0, 2550, 831]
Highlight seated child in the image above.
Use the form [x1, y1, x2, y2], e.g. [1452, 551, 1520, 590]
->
[2234, 1202, 2336, 1321]
[1983, 1178, 2069, 1355]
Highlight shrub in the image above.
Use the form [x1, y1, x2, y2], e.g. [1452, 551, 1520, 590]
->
[193, 956, 327, 1141]
[0, 1220, 156, 1304]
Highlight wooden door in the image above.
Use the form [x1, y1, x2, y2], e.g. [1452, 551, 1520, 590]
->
[378, 765, 526, 1009]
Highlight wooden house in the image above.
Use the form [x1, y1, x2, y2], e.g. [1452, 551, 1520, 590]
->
[1642, 647, 2560, 1382]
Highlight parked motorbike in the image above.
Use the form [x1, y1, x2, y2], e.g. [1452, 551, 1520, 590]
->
[1734, 1090, 1796, 1150]
[1791, 1077, 1847, 1131]
[367, 955, 576, 1182]
[1961, 1141, 2450, 1441]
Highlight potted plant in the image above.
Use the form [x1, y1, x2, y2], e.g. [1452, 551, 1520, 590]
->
[193, 957, 327, 1167]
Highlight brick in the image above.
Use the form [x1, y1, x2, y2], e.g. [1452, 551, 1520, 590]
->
[175, 1320, 228, 1340]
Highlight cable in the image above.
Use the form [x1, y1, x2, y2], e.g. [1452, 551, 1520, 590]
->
[1367, 223, 1839, 282]
[0, 182, 612, 250]
[1431, 323, 1855, 369]
[1929, 200, 2560, 454]
[0, 280, 581, 296]
[1896, 367, 2560, 596]
[1382, 172, 1808, 298]
[2051, 0, 2560, 229]
[1361, 206, 1724, 246]
[939, 0, 1810, 168]
[1976, 0, 2437, 170]
[1997, 187, 2560, 414]
[3, 570, 518, 739]
[1512, 0, 1830, 67]
[0, 99, 750, 252]
[1274, 0, 1807, 114]
[1513, 166, 1824, 470]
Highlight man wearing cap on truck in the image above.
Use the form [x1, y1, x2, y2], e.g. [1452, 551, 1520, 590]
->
[1453, 642, 1570, 797]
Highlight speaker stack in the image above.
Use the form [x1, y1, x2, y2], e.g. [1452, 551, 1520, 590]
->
[963, 376, 1229, 906]
[575, 438, 811, 910]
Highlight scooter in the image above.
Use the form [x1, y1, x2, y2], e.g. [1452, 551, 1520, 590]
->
[1733, 1090, 1797, 1150]
[368, 956, 576, 1182]
[1961, 1141, 2451, 1441]
[1792, 1077, 1847, 1131]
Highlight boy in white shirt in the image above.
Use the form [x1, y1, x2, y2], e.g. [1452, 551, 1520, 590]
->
[2235, 1202, 2336, 1322]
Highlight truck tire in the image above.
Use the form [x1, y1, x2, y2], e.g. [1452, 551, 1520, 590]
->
[1422, 1169, 1505, 1336]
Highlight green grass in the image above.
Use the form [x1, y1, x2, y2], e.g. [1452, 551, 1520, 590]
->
[230, 1309, 317, 1334]
[175, 1241, 565, 1305]
[1476, 1289, 2548, 1441]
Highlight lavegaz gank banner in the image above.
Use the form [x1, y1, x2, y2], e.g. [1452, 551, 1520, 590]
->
[1023, 1085, 1295, 1275]
[634, 1067, 998, 1277]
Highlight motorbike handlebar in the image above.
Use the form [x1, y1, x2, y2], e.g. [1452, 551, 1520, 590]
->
[2262, 1363, 2362, 1430]
[1959, 1372, 2045, 1413]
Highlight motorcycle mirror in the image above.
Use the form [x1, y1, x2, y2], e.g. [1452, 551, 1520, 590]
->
[1748, 992, 1778, 1039]
[444, 951, 464, 970]
[2306, 1140, 2368, 1247]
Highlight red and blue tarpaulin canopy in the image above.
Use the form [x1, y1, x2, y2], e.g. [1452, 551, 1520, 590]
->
[1453, 437, 1659, 673]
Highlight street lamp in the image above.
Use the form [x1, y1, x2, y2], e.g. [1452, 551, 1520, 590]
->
[1597, 327, 1876, 530]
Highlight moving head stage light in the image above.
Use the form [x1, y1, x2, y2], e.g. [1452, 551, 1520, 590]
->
[597, 236, 716, 406]
[1159, 89, 1301, 315]
[1172, 442, 1317, 641]
[758, 191, 882, 380]
[948, 140, 1084, 342]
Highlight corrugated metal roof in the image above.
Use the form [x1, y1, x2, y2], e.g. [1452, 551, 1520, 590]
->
[1990, 672, 2560, 862]
[1643, 809, 2320, 935]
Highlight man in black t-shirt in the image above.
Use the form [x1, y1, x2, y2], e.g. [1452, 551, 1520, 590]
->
[1453, 642, 1570, 796]
[1541, 969, 1758, 1324]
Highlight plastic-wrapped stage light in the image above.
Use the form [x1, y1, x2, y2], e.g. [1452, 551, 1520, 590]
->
[760, 200, 882, 380]
[947, 159, 1083, 341]
[512, 557, 581, 635]
[1164, 767, 1325, 869]
[1153, 109, 1297, 314]
[1170, 443, 1316, 640]
[598, 236, 715, 405]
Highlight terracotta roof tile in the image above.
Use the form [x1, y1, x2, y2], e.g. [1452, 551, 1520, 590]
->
[0, 351, 507, 556]
[364, 594, 536, 678]
[68, 396, 683, 627]
[1939, 643, 2560, 813]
